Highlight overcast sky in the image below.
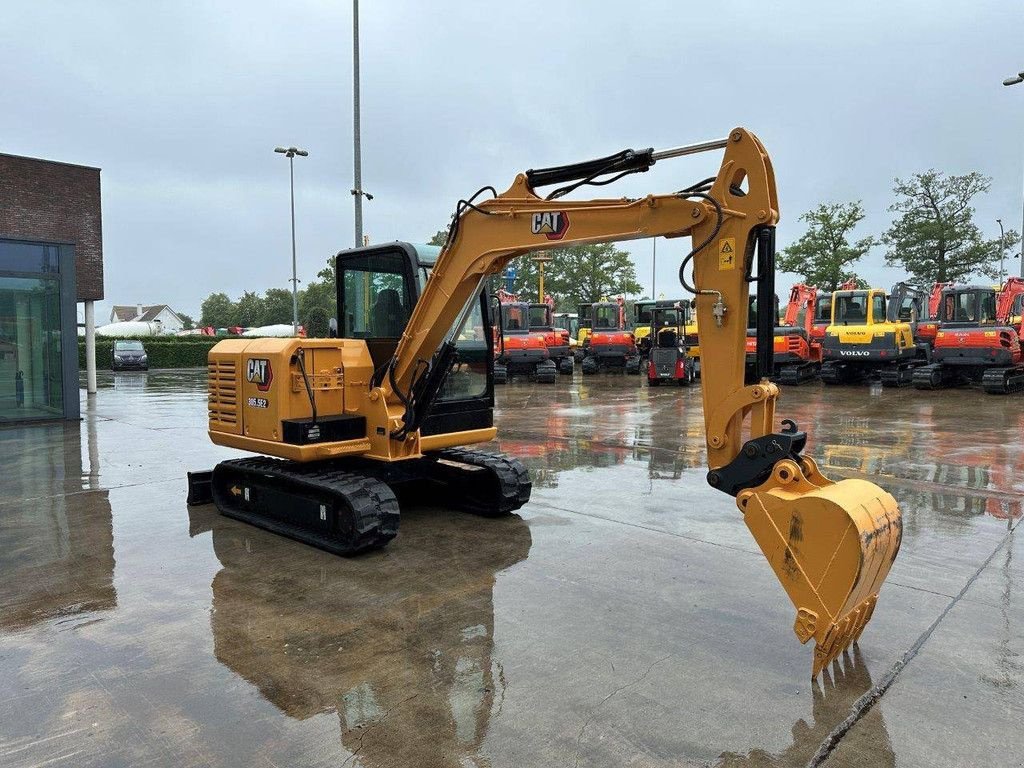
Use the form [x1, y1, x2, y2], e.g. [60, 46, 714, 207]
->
[3, 1, 1023, 320]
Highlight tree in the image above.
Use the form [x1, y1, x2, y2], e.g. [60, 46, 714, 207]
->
[262, 288, 295, 326]
[882, 170, 1021, 284]
[298, 262, 337, 335]
[777, 202, 875, 291]
[178, 313, 195, 330]
[428, 229, 447, 247]
[305, 306, 330, 338]
[508, 244, 641, 309]
[235, 291, 266, 327]
[199, 292, 235, 328]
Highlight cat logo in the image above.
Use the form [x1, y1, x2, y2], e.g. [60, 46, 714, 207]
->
[246, 358, 273, 392]
[531, 211, 569, 240]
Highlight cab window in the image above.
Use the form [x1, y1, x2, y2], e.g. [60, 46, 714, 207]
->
[896, 296, 917, 322]
[339, 253, 410, 339]
[979, 291, 997, 324]
[814, 296, 832, 323]
[870, 294, 886, 324]
[578, 305, 593, 329]
[528, 305, 550, 329]
[943, 292, 979, 323]
[834, 293, 867, 323]
[593, 305, 618, 329]
[437, 297, 488, 402]
[502, 304, 528, 332]
[636, 304, 653, 325]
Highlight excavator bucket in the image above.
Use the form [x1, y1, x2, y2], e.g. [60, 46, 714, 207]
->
[739, 460, 902, 678]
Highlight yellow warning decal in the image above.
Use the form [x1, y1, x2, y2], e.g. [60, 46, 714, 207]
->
[718, 238, 736, 270]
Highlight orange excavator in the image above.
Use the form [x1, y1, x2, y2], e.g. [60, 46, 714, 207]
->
[188, 128, 901, 677]
[745, 283, 823, 385]
[913, 282, 949, 351]
[913, 277, 1024, 393]
[580, 296, 642, 374]
[529, 294, 574, 375]
[493, 289, 556, 384]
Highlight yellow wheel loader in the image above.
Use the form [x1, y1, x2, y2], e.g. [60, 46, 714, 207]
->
[187, 129, 902, 678]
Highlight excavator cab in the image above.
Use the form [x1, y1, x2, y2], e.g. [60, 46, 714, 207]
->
[1011, 293, 1024, 328]
[337, 242, 495, 434]
[821, 288, 918, 386]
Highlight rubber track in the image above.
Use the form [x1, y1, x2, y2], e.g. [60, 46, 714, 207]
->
[777, 362, 819, 385]
[982, 365, 1024, 395]
[912, 363, 948, 390]
[820, 362, 847, 385]
[879, 363, 915, 387]
[429, 447, 532, 516]
[213, 456, 400, 555]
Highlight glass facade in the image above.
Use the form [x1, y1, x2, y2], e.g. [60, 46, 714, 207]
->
[0, 240, 71, 422]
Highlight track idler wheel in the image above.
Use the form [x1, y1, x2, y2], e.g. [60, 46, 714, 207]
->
[425, 448, 532, 517]
[736, 456, 902, 678]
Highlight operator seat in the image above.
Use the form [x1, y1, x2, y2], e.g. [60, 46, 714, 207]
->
[372, 288, 405, 337]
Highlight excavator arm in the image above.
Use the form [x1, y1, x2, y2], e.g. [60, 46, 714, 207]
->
[379, 128, 902, 677]
[783, 283, 817, 332]
[996, 277, 1024, 325]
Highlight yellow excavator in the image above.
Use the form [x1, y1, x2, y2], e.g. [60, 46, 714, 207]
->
[187, 128, 901, 678]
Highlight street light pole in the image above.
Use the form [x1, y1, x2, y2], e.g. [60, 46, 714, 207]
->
[997, 218, 1006, 284]
[351, 0, 373, 247]
[1004, 71, 1024, 277]
[275, 146, 309, 336]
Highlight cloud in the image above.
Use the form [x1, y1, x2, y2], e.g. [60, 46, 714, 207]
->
[3, 0, 1022, 317]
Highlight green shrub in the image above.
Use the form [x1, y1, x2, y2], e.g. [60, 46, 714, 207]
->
[79, 337, 221, 370]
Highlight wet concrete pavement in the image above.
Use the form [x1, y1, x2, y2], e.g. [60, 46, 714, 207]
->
[1, 370, 1021, 767]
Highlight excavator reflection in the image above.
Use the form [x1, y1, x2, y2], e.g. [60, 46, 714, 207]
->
[716, 647, 894, 767]
[817, 405, 1022, 528]
[189, 505, 531, 768]
[632, 393, 707, 480]
[494, 410, 632, 488]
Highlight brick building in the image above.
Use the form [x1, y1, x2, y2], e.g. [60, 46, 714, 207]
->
[0, 153, 104, 423]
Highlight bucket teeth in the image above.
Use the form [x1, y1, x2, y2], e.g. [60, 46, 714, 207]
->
[810, 595, 877, 679]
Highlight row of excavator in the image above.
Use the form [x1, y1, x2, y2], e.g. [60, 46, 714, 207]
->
[505, 277, 1024, 395]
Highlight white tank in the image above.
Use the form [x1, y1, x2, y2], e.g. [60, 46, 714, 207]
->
[240, 324, 301, 338]
[95, 321, 165, 337]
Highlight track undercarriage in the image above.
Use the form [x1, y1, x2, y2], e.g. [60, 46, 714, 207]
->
[776, 360, 820, 386]
[187, 448, 531, 555]
[913, 362, 1024, 394]
[820, 360, 917, 387]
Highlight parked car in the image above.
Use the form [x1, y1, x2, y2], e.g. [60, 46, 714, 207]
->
[111, 339, 148, 371]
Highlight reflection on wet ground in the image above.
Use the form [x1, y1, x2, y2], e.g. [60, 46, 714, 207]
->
[0, 370, 1021, 766]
